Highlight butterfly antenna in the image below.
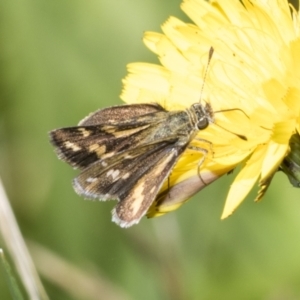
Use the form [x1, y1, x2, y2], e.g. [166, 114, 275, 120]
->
[199, 47, 214, 104]
[213, 108, 249, 140]
[215, 108, 249, 119]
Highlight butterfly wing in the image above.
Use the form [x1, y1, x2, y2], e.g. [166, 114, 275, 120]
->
[73, 141, 186, 227]
[79, 103, 164, 126]
[49, 103, 167, 169]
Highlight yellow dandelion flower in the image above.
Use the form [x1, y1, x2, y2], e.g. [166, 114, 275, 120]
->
[121, 0, 300, 219]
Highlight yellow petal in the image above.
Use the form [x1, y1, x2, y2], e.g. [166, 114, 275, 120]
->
[143, 29, 191, 74]
[260, 141, 289, 182]
[221, 145, 267, 219]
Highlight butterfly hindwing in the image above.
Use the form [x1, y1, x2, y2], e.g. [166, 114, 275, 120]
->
[73, 141, 186, 227]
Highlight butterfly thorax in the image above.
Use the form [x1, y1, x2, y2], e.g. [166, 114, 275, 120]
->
[146, 103, 214, 145]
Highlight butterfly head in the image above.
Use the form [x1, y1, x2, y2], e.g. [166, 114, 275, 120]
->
[191, 102, 214, 130]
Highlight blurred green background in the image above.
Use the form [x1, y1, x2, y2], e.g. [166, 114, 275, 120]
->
[1, 1, 300, 299]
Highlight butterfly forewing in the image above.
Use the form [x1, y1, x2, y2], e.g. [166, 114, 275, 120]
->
[50, 124, 150, 169]
[79, 103, 165, 126]
[50, 103, 168, 169]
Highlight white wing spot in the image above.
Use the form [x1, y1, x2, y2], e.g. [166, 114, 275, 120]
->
[106, 169, 120, 180]
[78, 128, 91, 137]
[129, 182, 146, 215]
[86, 177, 97, 183]
[122, 173, 130, 179]
[150, 186, 156, 194]
[103, 152, 115, 159]
[64, 141, 81, 151]
[89, 144, 106, 156]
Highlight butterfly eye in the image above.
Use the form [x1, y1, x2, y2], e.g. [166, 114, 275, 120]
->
[197, 118, 209, 130]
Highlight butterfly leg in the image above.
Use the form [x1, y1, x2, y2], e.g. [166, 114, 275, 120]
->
[188, 138, 213, 185]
